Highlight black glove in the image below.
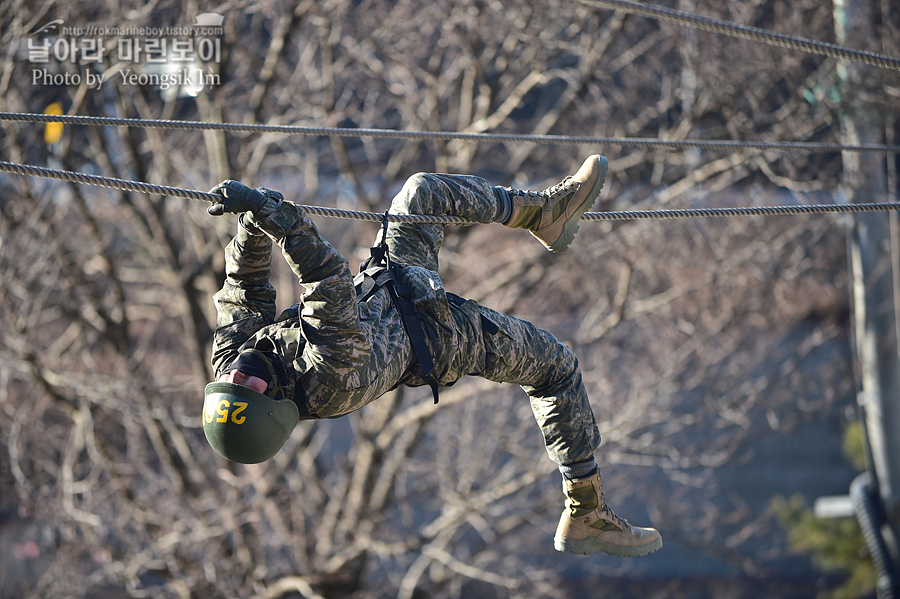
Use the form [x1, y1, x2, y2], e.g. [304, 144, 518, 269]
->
[207, 180, 269, 216]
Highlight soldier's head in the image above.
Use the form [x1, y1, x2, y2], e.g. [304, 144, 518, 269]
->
[202, 349, 300, 464]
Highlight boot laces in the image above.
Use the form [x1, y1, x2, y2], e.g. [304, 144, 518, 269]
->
[514, 189, 543, 202]
[598, 489, 630, 529]
[542, 175, 578, 201]
[510, 174, 579, 204]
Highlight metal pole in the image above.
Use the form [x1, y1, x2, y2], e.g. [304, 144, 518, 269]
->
[835, 0, 900, 571]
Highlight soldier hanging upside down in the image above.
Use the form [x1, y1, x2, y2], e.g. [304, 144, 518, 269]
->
[202, 155, 662, 558]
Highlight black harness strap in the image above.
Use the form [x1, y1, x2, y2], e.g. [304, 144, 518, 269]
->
[446, 292, 500, 335]
[354, 212, 441, 404]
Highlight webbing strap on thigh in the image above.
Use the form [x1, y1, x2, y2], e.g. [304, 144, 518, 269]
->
[446, 292, 500, 335]
[353, 211, 441, 404]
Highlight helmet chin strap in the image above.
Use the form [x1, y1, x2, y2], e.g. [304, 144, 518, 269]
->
[225, 348, 290, 400]
[243, 348, 289, 400]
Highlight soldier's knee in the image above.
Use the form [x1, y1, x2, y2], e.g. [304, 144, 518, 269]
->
[558, 341, 580, 372]
[405, 172, 432, 188]
[393, 173, 437, 215]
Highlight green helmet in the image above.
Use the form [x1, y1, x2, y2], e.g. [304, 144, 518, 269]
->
[203, 381, 300, 464]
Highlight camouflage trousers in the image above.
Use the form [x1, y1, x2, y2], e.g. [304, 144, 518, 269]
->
[359, 173, 602, 465]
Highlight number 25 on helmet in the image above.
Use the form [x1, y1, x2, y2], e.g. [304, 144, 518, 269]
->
[202, 382, 300, 464]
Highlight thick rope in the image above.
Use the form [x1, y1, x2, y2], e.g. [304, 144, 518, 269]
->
[2, 112, 899, 154]
[0, 160, 465, 224]
[3, 159, 899, 223]
[580, 0, 900, 72]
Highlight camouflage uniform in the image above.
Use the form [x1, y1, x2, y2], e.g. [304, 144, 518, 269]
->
[212, 173, 601, 465]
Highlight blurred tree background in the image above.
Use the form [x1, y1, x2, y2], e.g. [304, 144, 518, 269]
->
[0, 0, 897, 597]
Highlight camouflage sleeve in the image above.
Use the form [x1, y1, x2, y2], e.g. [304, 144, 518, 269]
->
[249, 199, 372, 386]
[210, 216, 277, 377]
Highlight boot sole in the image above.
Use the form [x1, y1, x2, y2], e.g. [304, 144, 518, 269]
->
[546, 155, 609, 253]
[553, 534, 663, 557]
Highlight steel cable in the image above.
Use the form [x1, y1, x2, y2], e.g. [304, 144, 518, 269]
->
[3, 159, 899, 224]
[579, 0, 900, 71]
[2, 112, 900, 153]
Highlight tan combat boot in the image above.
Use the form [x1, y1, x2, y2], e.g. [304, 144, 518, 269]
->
[554, 471, 663, 557]
[504, 154, 608, 253]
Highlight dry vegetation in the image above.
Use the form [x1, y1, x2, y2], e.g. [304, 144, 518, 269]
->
[0, 0, 896, 597]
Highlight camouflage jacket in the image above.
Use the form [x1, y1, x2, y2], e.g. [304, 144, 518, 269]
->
[211, 199, 487, 419]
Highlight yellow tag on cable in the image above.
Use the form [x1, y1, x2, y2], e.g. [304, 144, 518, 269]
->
[44, 102, 63, 145]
